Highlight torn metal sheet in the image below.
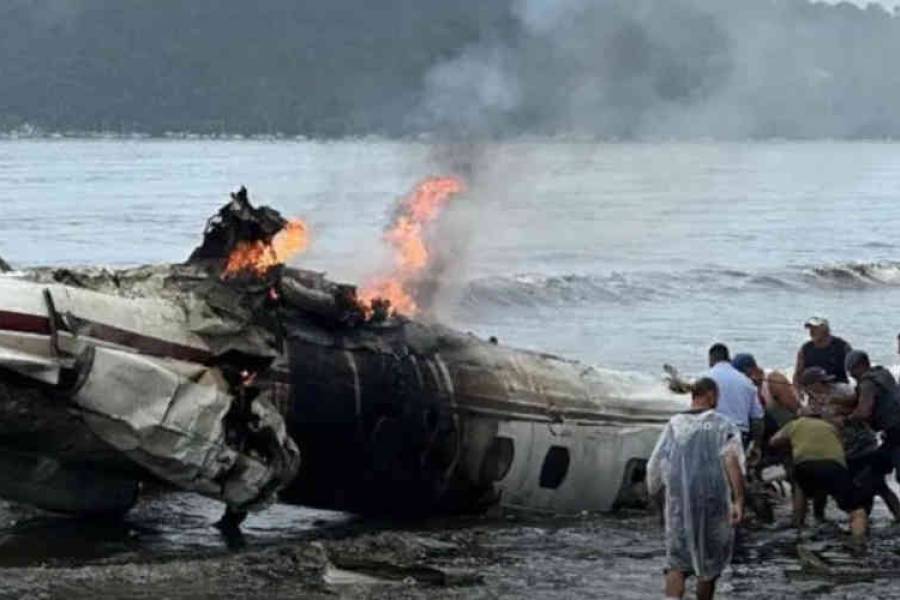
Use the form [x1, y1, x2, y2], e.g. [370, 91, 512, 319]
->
[0, 269, 298, 512]
[70, 344, 299, 510]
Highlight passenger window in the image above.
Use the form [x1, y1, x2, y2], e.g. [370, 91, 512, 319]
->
[539, 446, 570, 489]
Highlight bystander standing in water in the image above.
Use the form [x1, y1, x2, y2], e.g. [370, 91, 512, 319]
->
[647, 377, 745, 600]
[793, 317, 852, 388]
[708, 344, 764, 456]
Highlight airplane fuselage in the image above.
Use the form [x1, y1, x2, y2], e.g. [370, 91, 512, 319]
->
[0, 269, 685, 518]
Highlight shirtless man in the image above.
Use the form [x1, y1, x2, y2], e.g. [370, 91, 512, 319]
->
[732, 353, 799, 435]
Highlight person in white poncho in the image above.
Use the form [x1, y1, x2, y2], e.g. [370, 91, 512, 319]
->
[647, 377, 746, 600]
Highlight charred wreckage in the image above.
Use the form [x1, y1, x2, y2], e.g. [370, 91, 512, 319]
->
[0, 188, 684, 524]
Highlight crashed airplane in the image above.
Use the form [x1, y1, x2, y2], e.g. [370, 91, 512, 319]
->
[0, 188, 685, 521]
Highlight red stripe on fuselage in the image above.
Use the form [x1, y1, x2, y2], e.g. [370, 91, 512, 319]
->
[0, 310, 52, 336]
[0, 309, 214, 365]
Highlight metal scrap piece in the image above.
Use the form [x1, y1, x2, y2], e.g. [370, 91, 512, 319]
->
[69, 344, 299, 511]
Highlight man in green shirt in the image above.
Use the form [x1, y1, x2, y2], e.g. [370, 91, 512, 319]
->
[770, 415, 868, 544]
[801, 366, 900, 522]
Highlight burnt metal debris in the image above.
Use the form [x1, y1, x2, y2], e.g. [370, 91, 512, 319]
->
[0, 189, 685, 519]
[188, 186, 288, 266]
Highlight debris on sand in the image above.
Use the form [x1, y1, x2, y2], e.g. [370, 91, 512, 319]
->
[0, 531, 484, 599]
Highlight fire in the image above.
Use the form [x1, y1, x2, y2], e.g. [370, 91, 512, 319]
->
[360, 278, 418, 316]
[222, 218, 309, 278]
[360, 176, 465, 316]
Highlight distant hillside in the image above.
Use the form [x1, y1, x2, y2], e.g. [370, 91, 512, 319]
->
[3, 0, 900, 139]
[0, 0, 513, 136]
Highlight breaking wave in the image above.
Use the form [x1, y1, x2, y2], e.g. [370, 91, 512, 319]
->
[461, 261, 900, 309]
[805, 262, 900, 287]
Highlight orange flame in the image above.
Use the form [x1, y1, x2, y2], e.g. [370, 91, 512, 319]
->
[360, 176, 465, 316]
[222, 219, 309, 278]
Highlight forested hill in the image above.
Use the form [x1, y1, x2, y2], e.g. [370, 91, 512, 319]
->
[0, 1, 512, 136]
[3, 0, 900, 139]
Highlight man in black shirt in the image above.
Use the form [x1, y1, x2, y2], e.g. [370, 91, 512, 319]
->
[844, 350, 900, 486]
[792, 317, 852, 388]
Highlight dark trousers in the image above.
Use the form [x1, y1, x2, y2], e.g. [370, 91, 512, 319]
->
[794, 460, 868, 513]
[874, 427, 900, 485]
[848, 451, 891, 514]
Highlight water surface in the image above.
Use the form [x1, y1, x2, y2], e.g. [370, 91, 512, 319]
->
[3, 139, 900, 598]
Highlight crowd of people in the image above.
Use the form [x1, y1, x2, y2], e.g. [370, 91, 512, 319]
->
[648, 317, 900, 600]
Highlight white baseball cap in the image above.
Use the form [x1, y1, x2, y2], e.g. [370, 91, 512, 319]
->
[804, 316, 829, 328]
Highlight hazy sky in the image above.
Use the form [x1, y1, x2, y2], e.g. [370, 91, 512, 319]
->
[830, 0, 897, 7]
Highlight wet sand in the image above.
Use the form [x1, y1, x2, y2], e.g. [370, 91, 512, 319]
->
[3, 490, 900, 600]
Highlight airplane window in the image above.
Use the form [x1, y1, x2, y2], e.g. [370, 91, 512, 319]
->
[479, 436, 515, 484]
[539, 446, 570, 489]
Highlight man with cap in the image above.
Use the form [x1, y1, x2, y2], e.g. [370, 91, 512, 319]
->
[708, 344, 765, 454]
[800, 367, 855, 416]
[792, 317, 852, 389]
[801, 366, 900, 522]
[844, 350, 900, 485]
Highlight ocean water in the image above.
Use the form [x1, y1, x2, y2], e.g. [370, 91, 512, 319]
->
[3, 139, 900, 597]
[2, 138, 899, 381]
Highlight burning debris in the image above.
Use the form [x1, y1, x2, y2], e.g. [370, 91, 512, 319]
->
[190, 187, 290, 263]
[188, 186, 310, 279]
[359, 176, 465, 317]
[0, 187, 391, 517]
[0, 188, 320, 516]
[223, 219, 308, 279]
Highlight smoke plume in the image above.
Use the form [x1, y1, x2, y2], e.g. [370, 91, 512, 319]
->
[4, 0, 900, 138]
[414, 0, 900, 140]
